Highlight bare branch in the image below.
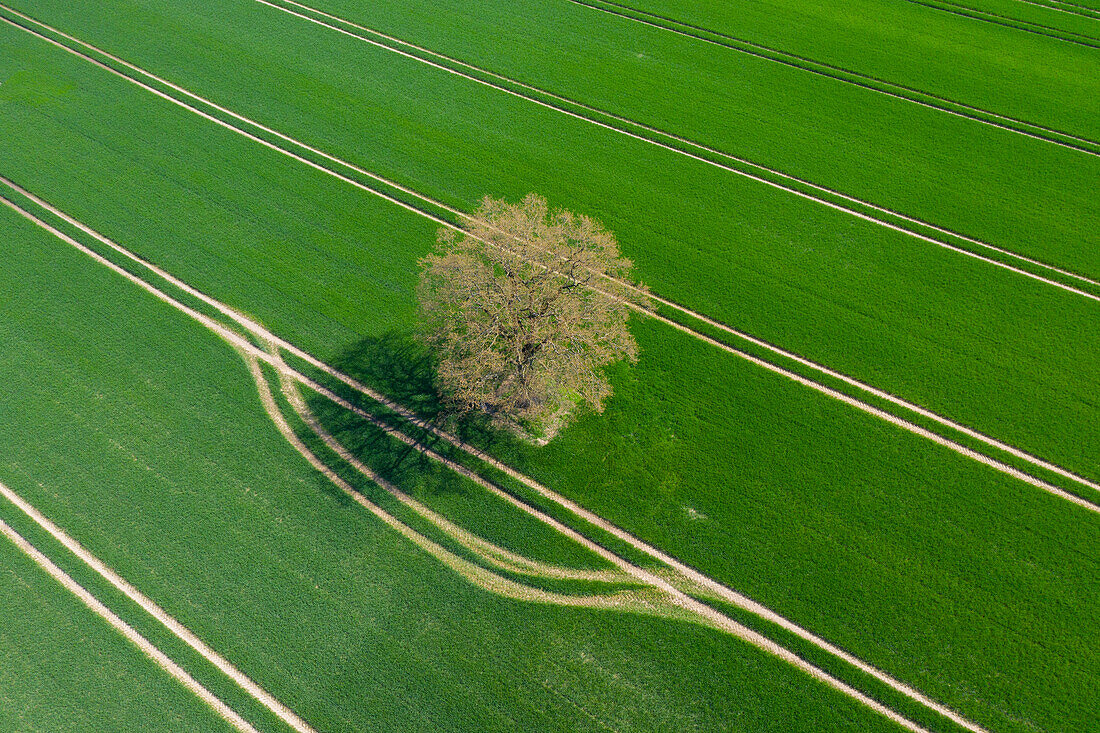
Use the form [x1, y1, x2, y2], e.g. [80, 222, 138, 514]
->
[416, 194, 649, 441]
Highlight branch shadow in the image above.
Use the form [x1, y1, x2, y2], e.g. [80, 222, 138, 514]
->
[303, 330, 514, 497]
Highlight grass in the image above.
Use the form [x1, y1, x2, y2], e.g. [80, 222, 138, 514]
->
[0, 9, 1097, 490]
[178, 0, 1100, 272]
[309, 320, 1100, 733]
[0, 1, 1095, 731]
[0, 204, 908, 731]
[904, 0, 1100, 44]
[7, 0, 1099, 281]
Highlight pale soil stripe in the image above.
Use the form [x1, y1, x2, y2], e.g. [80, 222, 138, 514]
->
[270, 345, 628, 583]
[609, 278, 1100, 496]
[269, 0, 1100, 152]
[0, 517, 259, 733]
[3, 91, 1097, 505]
[254, 0, 1100, 290]
[5, 4, 1097, 305]
[2, 194, 981, 733]
[276, 357, 999, 732]
[240, 0, 1100, 492]
[259, 0, 1100, 288]
[571, 0, 1100, 146]
[926, 0, 1100, 36]
[246, 354, 664, 612]
[7, 169, 1097, 507]
[1040, 0, 1100, 17]
[2, 20, 1098, 500]
[900, 0, 1100, 46]
[5, 11, 1100, 499]
[0, 479, 316, 733]
[1048, 0, 1100, 10]
[5, 176, 1095, 511]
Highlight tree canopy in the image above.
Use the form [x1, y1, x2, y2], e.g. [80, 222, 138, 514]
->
[416, 194, 649, 440]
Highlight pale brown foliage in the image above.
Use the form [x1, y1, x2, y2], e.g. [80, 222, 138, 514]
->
[416, 194, 650, 440]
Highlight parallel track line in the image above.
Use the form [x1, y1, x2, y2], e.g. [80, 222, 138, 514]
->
[4, 11, 1099, 498]
[0, 511, 260, 733]
[901, 0, 1100, 46]
[1, 16, 1097, 496]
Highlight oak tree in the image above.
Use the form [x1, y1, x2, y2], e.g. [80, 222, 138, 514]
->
[416, 194, 649, 440]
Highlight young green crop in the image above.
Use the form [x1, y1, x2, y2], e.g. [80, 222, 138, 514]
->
[0, 12, 1097, 732]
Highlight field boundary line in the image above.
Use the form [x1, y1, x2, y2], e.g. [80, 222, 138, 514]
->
[3, 8, 1099, 498]
[253, 0, 1100, 291]
[1, 14, 1097, 496]
[901, 0, 1100, 45]
[2, 16, 1098, 497]
[2, 191, 970, 733]
[0, 513, 259, 733]
[565, 0, 1100, 151]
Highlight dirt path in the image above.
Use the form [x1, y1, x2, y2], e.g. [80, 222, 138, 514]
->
[565, 0, 1100, 144]
[0, 480, 316, 733]
[1010, 0, 1100, 18]
[4, 146, 1096, 508]
[4, 183, 1087, 730]
[247, 351, 696, 616]
[0, 507, 260, 733]
[902, 0, 1100, 47]
[272, 344, 630, 583]
[262, 0, 1100, 158]
[7, 8, 1100, 506]
[267, 350, 990, 733]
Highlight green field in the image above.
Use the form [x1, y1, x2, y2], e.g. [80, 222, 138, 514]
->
[0, 0, 1097, 731]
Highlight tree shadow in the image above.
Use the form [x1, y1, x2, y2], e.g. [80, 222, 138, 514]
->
[303, 330, 515, 496]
